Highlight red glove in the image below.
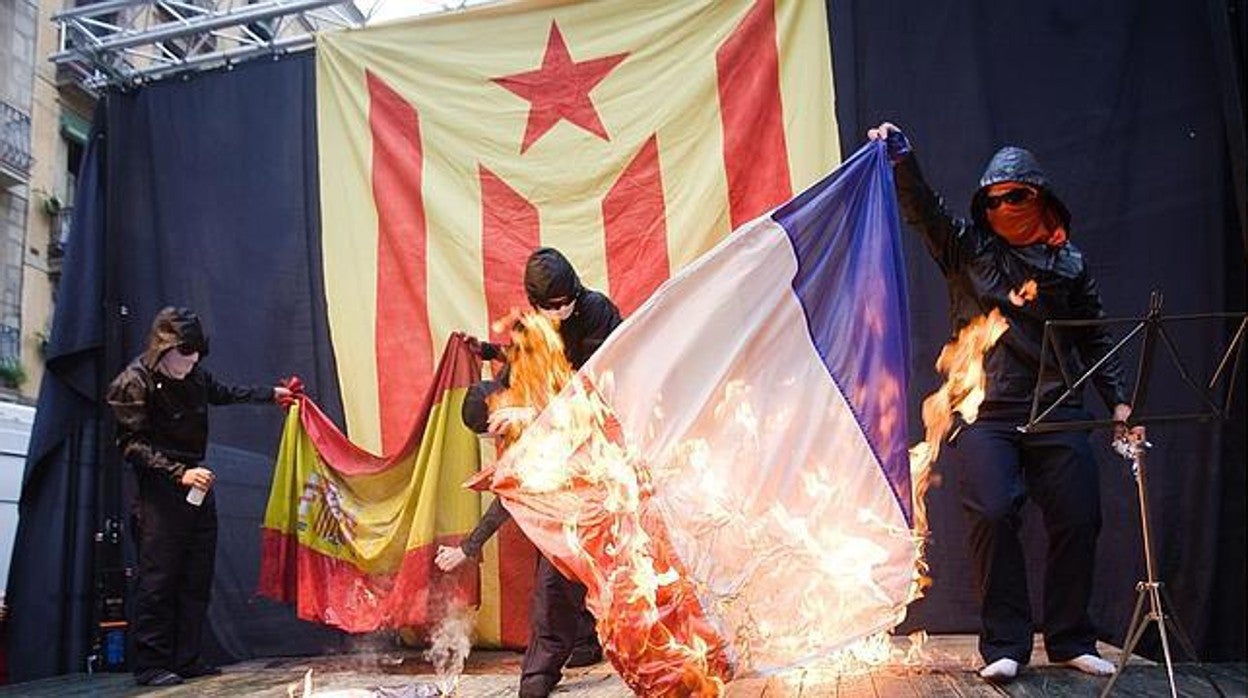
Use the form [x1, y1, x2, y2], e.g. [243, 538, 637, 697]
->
[276, 375, 304, 409]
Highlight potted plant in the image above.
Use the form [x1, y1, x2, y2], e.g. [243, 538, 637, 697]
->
[42, 192, 64, 216]
[0, 357, 26, 389]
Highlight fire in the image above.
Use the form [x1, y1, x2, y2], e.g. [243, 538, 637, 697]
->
[909, 280, 1033, 588]
[287, 668, 313, 698]
[909, 307, 1010, 542]
[488, 312, 732, 696]
[1008, 279, 1038, 307]
[487, 311, 574, 449]
[486, 275, 1032, 694]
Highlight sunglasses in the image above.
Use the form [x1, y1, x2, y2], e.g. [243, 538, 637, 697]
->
[175, 344, 200, 357]
[535, 296, 572, 311]
[984, 187, 1038, 209]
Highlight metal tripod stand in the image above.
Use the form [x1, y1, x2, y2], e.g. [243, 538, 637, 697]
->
[1098, 437, 1198, 698]
[1016, 291, 1246, 697]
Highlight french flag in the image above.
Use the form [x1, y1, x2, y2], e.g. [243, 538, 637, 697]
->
[489, 142, 918, 690]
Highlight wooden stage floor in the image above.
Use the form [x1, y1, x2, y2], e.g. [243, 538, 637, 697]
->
[2, 635, 1243, 697]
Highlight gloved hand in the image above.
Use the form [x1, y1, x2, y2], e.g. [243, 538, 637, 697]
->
[487, 405, 536, 436]
[457, 332, 501, 361]
[866, 122, 912, 163]
[275, 375, 304, 409]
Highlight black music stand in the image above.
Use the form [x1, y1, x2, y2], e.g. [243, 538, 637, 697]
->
[1017, 291, 1246, 698]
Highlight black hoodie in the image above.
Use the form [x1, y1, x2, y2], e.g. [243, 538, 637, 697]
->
[893, 150, 1128, 415]
[522, 247, 622, 369]
[106, 307, 274, 485]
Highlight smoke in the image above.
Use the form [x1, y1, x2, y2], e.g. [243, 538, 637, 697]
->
[422, 604, 476, 695]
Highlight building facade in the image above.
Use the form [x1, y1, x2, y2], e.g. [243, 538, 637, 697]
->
[1, 0, 93, 402]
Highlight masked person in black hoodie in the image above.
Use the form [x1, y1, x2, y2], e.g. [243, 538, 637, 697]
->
[106, 307, 290, 686]
[868, 124, 1143, 683]
[459, 247, 621, 698]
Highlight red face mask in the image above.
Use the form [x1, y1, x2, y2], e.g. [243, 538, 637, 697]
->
[984, 184, 1068, 247]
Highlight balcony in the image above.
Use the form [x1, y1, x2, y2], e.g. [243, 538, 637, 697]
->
[48, 205, 72, 277]
[0, 101, 33, 189]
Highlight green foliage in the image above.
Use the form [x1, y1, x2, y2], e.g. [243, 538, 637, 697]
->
[0, 356, 27, 388]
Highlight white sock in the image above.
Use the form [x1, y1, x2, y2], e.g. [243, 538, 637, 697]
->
[1064, 653, 1115, 676]
[979, 658, 1019, 682]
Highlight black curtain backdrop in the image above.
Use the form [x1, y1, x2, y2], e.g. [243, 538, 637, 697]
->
[5, 106, 109, 680]
[6, 54, 349, 682]
[6, 1, 1245, 683]
[828, 0, 1247, 662]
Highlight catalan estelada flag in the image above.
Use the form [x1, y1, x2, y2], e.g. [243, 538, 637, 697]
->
[262, 0, 840, 647]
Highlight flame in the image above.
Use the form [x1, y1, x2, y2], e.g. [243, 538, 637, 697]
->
[287, 668, 313, 698]
[909, 281, 1033, 591]
[491, 312, 732, 696]
[487, 311, 573, 448]
[490, 279, 1032, 694]
[1008, 279, 1038, 307]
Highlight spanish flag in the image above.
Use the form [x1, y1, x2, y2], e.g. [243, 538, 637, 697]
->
[262, 0, 840, 647]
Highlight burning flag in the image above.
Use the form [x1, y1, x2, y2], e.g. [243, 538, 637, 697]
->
[481, 141, 919, 694]
[289, 0, 840, 652]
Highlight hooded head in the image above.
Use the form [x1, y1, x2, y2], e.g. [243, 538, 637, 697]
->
[971, 146, 1071, 247]
[524, 247, 583, 320]
[141, 306, 209, 377]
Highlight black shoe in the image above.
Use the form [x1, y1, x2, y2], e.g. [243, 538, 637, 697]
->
[566, 646, 604, 668]
[518, 678, 555, 698]
[179, 663, 222, 678]
[135, 668, 184, 686]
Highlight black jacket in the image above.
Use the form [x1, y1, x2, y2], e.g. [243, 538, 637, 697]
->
[459, 249, 623, 558]
[106, 307, 274, 485]
[457, 379, 511, 558]
[554, 290, 623, 369]
[483, 247, 623, 369]
[894, 151, 1129, 414]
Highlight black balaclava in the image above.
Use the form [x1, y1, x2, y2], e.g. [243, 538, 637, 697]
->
[524, 247, 584, 309]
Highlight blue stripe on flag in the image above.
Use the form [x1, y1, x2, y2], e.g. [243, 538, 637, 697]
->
[771, 142, 913, 524]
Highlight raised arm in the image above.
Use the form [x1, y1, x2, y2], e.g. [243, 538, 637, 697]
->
[868, 122, 982, 275]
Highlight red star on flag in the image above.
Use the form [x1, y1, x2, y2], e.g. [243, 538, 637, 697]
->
[493, 21, 629, 153]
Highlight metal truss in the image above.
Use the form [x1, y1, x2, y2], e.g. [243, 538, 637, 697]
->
[51, 0, 369, 92]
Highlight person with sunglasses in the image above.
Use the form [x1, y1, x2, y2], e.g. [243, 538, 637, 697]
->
[106, 307, 291, 686]
[469, 247, 622, 369]
[461, 247, 621, 698]
[867, 123, 1139, 683]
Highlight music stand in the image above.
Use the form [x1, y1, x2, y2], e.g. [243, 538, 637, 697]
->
[1017, 291, 1246, 698]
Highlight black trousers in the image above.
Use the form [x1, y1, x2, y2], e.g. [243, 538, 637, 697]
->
[131, 479, 217, 675]
[519, 555, 599, 697]
[952, 414, 1102, 665]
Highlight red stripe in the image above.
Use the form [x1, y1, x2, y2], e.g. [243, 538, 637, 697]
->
[368, 70, 432, 455]
[259, 528, 489, 637]
[480, 166, 541, 342]
[478, 169, 540, 647]
[602, 135, 670, 316]
[716, 0, 792, 227]
[296, 334, 479, 475]
[496, 519, 538, 647]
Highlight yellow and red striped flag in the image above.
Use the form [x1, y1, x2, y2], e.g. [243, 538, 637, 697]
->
[317, 0, 839, 453]
[263, 0, 840, 647]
